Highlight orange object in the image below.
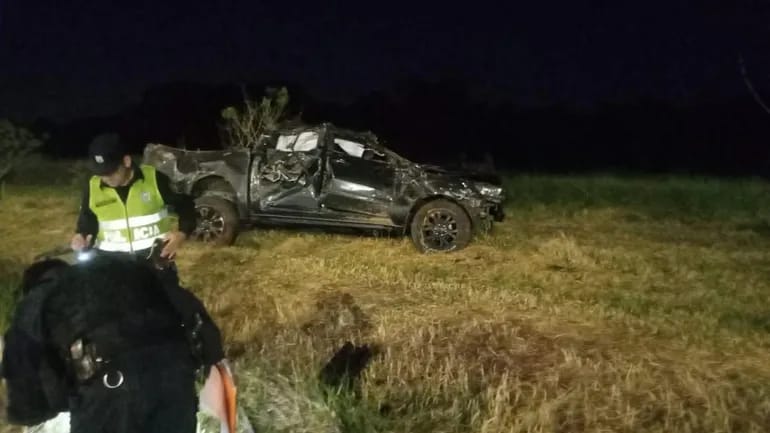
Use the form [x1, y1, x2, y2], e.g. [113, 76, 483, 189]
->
[199, 360, 238, 433]
[216, 362, 238, 433]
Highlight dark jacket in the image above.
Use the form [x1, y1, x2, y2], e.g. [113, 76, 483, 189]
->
[75, 162, 197, 239]
[1, 273, 69, 425]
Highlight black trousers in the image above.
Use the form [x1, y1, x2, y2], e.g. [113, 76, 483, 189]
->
[68, 342, 198, 433]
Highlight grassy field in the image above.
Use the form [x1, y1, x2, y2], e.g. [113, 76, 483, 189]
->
[2, 170, 770, 432]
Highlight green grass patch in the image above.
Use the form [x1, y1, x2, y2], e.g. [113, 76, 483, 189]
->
[2, 165, 770, 432]
[502, 173, 770, 221]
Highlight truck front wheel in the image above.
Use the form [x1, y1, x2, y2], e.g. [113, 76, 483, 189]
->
[191, 195, 239, 245]
[409, 199, 472, 253]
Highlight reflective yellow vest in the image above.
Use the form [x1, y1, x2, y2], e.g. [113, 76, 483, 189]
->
[88, 164, 173, 253]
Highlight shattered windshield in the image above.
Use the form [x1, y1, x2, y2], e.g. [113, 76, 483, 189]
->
[276, 131, 319, 152]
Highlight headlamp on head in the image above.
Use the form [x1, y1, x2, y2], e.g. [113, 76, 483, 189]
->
[76, 250, 95, 262]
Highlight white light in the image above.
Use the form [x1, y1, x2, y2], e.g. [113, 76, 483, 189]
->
[477, 184, 503, 197]
[77, 251, 95, 262]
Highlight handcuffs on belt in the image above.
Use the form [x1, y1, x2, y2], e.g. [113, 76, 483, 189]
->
[69, 338, 124, 389]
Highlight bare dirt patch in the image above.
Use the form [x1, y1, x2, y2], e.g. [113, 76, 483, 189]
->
[301, 291, 374, 341]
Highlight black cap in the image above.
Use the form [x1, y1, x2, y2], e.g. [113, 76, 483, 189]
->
[21, 258, 69, 296]
[88, 133, 127, 175]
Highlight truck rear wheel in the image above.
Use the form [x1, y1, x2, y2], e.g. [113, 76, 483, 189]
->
[192, 195, 239, 245]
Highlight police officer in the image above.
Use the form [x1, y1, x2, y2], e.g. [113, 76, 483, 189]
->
[70, 133, 196, 269]
[2, 254, 225, 433]
[68, 134, 221, 367]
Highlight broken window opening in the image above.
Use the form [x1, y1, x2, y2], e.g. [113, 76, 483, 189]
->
[333, 138, 365, 158]
[333, 138, 387, 163]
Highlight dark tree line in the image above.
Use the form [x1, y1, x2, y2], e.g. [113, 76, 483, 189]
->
[24, 77, 770, 178]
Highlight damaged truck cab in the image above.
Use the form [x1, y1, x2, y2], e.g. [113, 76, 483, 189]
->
[143, 123, 505, 253]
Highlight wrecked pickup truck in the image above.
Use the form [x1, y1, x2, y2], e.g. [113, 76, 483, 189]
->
[142, 123, 505, 253]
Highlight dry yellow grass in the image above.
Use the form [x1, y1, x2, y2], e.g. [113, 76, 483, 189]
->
[1, 179, 770, 432]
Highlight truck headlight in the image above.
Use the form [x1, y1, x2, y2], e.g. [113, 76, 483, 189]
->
[475, 183, 503, 198]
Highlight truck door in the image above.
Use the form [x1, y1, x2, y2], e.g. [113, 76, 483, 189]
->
[319, 134, 396, 219]
[249, 130, 324, 214]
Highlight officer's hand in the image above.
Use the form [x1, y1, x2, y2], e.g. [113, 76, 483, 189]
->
[71, 233, 92, 251]
[161, 231, 186, 259]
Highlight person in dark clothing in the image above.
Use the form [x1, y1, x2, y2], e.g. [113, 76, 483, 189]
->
[71, 133, 197, 261]
[1, 255, 225, 433]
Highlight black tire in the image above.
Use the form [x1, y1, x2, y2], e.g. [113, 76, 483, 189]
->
[409, 199, 472, 253]
[192, 195, 239, 246]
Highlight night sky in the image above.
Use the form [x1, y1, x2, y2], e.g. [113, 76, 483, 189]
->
[1, 0, 769, 123]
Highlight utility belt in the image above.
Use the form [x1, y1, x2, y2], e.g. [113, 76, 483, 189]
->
[67, 322, 186, 387]
[90, 243, 177, 289]
[91, 246, 156, 264]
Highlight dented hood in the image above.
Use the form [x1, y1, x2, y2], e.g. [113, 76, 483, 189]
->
[417, 164, 502, 186]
